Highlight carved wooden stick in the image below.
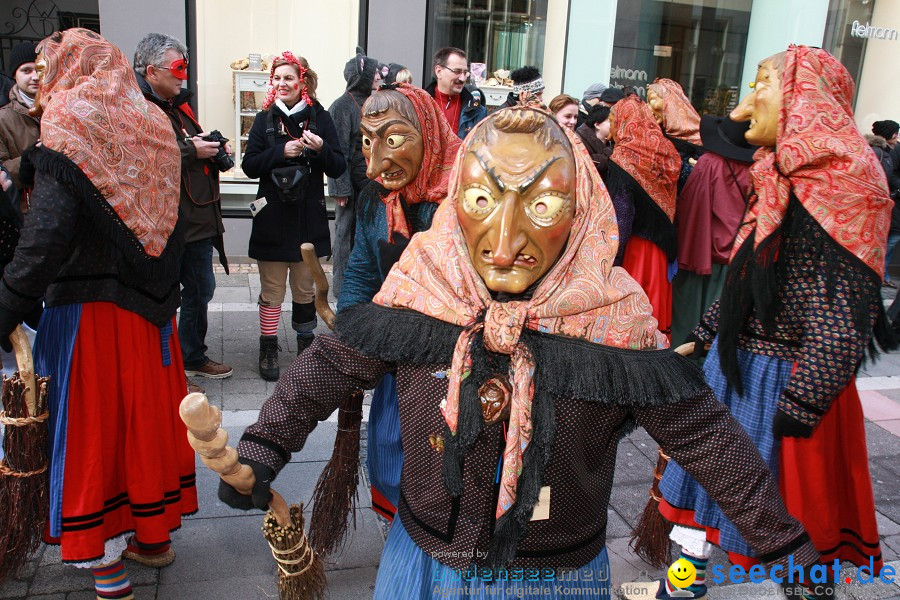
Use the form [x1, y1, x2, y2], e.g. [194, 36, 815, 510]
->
[300, 243, 335, 330]
[179, 392, 291, 527]
[10, 325, 37, 417]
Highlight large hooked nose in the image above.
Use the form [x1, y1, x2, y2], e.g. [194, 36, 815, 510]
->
[730, 92, 754, 122]
[489, 192, 527, 267]
[366, 139, 390, 180]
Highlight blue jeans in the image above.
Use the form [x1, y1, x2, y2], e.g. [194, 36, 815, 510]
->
[178, 238, 216, 370]
[885, 231, 900, 282]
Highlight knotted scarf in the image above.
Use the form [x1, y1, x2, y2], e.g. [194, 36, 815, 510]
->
[373, 106, 666, 524]
[610, 95, 681, 221]
[378, 83, 461, 242]
[37, 28, 179, 257]
[648, 78, 703, 146]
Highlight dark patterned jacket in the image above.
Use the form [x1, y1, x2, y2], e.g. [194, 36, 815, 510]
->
[693, 195, 893, 434]
[0, 147, 182, 328]
[239, 303, 819, 573]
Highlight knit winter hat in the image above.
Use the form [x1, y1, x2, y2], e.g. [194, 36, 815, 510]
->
[872, 119, 899, 140]
[7, 41, 37, 78]
[582, 82, 608, 102]
[599, 87, 626, 105]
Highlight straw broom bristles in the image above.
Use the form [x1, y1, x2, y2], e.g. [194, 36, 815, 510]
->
[263, 503, 326, 600]
[0, 374, 50, 581]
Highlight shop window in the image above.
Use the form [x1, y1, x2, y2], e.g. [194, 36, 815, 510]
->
[425, 0, 547, 83]
[823, 0, 877, 105]
[610, 0, 752, 116]
[0, 0, 101, 73]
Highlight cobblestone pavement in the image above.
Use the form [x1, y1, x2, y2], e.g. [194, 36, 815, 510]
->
[2, 268, 899, 599]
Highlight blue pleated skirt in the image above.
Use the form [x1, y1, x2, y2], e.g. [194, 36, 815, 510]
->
[367, 372, 402, 514]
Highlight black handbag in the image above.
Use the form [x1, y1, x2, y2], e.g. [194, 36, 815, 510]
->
[270, 164, 310, 204]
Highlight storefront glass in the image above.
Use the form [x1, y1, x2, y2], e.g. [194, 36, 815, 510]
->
[426, 0, 548, 81]
[1, 0, 101, 73]
[823, 0, 877, 104]
[610, 0, 752, 116]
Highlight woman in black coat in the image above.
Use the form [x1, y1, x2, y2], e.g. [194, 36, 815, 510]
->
[241, 52, 346, 380]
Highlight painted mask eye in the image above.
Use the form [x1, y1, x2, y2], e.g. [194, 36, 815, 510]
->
[385, 134, 406, 148]
[527, 193, 568, 225]
[362, 135, 372, 150]
[462, 185, 497, 215]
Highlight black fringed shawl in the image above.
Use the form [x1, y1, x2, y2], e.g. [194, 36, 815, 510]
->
[336, 302, 709, 567]
[605, 160, 677, 262]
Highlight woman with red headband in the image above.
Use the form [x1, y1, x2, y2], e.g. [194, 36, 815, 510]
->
[242, 51, 346, 381]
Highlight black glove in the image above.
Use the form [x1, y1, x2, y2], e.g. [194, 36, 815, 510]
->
[217, 457, 276, 511]
[23, 303, 43, 331]
[683, 332, 709, 360]
[0, 306, 22, 353]
[773, 409, 814, 439]
[377, 234, 410, 278]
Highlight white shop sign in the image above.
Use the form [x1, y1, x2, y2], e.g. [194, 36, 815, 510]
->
[850, 21, 899, 41]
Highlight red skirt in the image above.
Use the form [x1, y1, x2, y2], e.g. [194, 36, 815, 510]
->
[622, 236, 672, 340]
[660, 379, 883, 574]
[47, 302, 198, 563]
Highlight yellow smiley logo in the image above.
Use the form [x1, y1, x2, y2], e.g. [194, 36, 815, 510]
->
[667, 558, 697, 589]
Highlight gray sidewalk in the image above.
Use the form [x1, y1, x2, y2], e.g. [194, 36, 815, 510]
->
[2, 269, 900, 599]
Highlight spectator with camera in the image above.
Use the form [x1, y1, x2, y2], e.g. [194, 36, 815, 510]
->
[242, 51, 345, 381]
[135, 32, 233, 392]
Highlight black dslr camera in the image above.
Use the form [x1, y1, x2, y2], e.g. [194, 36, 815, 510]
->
[201, 130, 235, 172]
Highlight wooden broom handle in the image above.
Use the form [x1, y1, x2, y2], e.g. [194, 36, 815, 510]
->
[179, 392, 291, 527]
[300, 242, 335, 331]
[10, 325, 37, 417]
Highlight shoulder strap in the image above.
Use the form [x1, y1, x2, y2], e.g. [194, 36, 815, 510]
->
[307, 104, 318, 135]
[266, 110, 276, 147]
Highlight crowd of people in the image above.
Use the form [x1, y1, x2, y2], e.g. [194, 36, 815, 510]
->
[0, 27, 896, 600]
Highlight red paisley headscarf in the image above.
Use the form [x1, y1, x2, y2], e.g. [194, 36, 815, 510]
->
[373, 106, 666, 522]
[648, 78, 702, 146]
[610, 95, 681, 221]
[262, 51, 314, 110]
[38, 28, 180, 257]
[733, 45, 892, 276]
[377, 83, 461, 242]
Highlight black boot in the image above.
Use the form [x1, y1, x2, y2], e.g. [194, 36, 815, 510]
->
[259, 335, 280, 381]
[297, 334, 315, 356]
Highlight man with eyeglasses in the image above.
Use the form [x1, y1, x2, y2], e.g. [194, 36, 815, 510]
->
[134, 33, 233, 399]
[425, 47, 486, 140]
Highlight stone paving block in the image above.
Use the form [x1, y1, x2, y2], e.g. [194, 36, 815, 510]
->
[161, 515, 276, 586]
[27, 561, 94, 595]
[212, 287, 252, 303]
[613, 440, 654, 486]
[290, 422, 338, 463]
[866, 422, 900, 458]
[322, 509, 385, 571]
[0, 579, 28, 599]
[157, 574, 277, 599]
[216, 273, 249, 287]
[609, 483, 651, 528]
[27, 595, 65, 600]
[881, 512, 900, 537]
[325, 566, 379, 599]
[607, 509, 632, 538]
[221, 392, 269, 411]
[66, 588, 156, 600]
[883, 534, 900, 562]
[628, 436, 660, 463]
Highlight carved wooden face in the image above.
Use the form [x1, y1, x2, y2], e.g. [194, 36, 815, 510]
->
[361, 106, 424, 190]
[647, 87, 665, 125]
[457, 127, 576, 294]
[731, 56, 783, 148]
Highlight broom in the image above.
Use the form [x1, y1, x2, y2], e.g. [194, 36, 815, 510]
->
[0, 325, 50, 580]
[299, 243, 366, 559]
[629, 341, 696, 568]
[180, 393, 325, 600]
